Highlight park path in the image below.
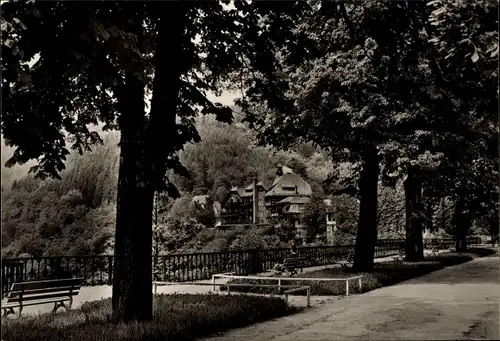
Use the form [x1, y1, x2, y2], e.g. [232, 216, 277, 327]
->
[203, 253, 500, 341]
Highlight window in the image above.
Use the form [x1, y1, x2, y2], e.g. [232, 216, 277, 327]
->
[282, 186, 295, 191]
[327, 213, 334, 222]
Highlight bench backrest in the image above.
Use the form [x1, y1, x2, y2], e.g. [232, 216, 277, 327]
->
[4, 278, 83, 304]
[283, 257, 306, 266]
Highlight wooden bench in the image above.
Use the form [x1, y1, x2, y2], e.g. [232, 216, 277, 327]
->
[2, 278, 83, 318]
[341, 252, 355, 269]
[283, 257, 306, 276]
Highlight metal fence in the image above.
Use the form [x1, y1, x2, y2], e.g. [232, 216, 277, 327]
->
[1, 237, 481, 297]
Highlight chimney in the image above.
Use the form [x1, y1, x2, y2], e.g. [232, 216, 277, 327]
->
[252, 178, 258, 224]
[276, 163, 283, 177]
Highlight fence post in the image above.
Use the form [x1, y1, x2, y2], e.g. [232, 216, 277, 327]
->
[358, 277, 362, 292]
[212, 275, 216, 291]
[345, 279, 349, 296]
[306, 287, 311, 307]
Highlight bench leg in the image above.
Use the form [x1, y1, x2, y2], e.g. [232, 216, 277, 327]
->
[2, 307, 15, 318]
[52, 300, 71, 314]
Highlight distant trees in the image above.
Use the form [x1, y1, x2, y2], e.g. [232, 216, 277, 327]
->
[1, 180, 115, 258]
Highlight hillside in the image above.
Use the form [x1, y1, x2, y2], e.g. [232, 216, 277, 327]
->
[1, 116, 338, 257]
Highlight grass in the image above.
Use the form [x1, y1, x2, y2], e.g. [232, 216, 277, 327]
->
[1, 293, 299, 341]
[221, 248, 497, 296]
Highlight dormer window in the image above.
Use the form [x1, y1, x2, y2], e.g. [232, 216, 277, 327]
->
[282, 186, 295, 191]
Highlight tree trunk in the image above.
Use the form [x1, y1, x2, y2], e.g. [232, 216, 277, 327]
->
[404, 171, 424, 262]
[452, 196, 471, 252]
[425, 199, 434, 232]
[352, 146, 380, 272]
[112, 76, 155, 322]
[114, 5, 187, 323]
[110, 12, 157, 323]
[455, 212, 471, 252]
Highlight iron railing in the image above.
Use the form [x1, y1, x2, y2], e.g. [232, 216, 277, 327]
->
[1, 237, 481, 297]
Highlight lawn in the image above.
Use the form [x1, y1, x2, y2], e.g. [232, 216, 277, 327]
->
[221, 248, 497, 296]
[1, 293, 299, 341]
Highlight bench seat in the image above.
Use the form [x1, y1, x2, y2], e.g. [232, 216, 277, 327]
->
[283, 257, 306, 275]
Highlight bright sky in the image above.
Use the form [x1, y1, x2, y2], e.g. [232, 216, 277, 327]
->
[205, 90, 239, 106]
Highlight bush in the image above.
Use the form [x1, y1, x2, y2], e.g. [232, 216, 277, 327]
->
[222, 248, 497, 296]
[1, 294, 298, 341]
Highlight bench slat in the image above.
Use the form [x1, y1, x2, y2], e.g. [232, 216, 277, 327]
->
[2, 296, 72, 309]
[10, 278, 82, 292]
[8, 285, 82, 297]
[5, 290, 80, 303]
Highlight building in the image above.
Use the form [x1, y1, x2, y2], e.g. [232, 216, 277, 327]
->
[218, 164, 339, 242]
[279, 196, 311, 238]
[220, 164, 312, 229]
[323, 198, 337, 244]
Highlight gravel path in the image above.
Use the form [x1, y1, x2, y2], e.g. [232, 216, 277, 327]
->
[203, 253, 500, 340]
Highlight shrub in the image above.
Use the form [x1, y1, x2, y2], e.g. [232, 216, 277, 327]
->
[1, 294, 298, 341]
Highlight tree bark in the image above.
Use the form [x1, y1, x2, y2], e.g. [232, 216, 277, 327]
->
[113, 5, 187, 323]
[352, 146, 380, 272]
[111, 68, 155, 323]
[425, 198, 434, 232]
[452, 196, 472, 252]
[404, 170, 424, 262]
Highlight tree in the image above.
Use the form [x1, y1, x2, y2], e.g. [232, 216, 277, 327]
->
[425, 0, 498, 251]
[2, 1, 309, 321]
[239, 1, 441, 270]
[302, 195, 326, 241]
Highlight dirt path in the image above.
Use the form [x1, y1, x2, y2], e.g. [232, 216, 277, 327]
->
[203, 254, 500, 340]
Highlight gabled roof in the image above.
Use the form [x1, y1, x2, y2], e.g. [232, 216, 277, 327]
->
[229, 186, 245, 197]
[266, 173, 312, 197]
[243, 181, 268, 193]
[278, 196, 311, 205]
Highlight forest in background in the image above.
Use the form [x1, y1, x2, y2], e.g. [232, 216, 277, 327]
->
[2, 113, 461, 258]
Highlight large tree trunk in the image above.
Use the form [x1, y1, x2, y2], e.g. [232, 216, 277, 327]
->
[352, 146, 380, 272]
[452, 196, 472, 252]
[404, 171, 424, 262]
[425, 198, 434, 232]
[112, 67, 155, 323]
[110, 3, 187, 323]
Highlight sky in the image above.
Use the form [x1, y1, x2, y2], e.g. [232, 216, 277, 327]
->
[205, 90, 239, 107]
